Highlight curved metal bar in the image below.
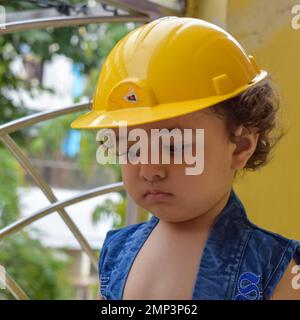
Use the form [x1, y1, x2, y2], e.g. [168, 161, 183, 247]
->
[0, 14, 150, 35]
[0, 182, 124, 241]
[0, 102, 91, 135]
[104, 0, 185, 18]
[0, 134, 99, 270]
[5, 271, 29, 300]
[0, 4, 153, 298]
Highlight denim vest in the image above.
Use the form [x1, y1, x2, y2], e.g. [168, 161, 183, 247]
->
[99, 189, 300, 300]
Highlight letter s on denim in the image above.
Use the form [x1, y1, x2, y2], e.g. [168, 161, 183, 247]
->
[234, 272, 261, 300]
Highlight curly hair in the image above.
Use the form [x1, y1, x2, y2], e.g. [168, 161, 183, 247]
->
[209, 77, 284, 173]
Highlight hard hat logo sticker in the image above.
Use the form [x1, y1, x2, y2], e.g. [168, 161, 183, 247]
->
[124, 89, 138, 103]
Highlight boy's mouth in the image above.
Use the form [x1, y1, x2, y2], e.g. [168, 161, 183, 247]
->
[143, 189, 173, 199]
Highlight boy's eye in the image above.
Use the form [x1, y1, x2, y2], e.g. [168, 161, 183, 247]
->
[128, 148, 140, 158]
[167, 144, 183, 153]
[163, 143, 189, 155]
[118, 144, 190, 156]
[118, 144, 185, 155]
[99, 141, 192, 159]
[117, 148, 137, 157]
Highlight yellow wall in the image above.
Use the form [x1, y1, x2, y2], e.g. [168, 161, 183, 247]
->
[188, 0, 300, 240]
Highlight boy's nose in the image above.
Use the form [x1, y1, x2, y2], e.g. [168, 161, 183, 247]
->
[139, 163, 167, 182]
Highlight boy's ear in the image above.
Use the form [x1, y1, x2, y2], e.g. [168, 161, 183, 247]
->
[230, 125, 259, 170]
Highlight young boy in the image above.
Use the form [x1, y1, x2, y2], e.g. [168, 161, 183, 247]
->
[71, 17, 300, 300]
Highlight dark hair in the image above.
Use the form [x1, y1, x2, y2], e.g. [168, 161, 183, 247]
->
[209, 77, 284, 174]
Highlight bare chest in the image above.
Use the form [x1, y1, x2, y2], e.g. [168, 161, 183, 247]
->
[122, 227, 206, 300]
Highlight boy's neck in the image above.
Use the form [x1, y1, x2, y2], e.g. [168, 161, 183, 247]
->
[157, 189, 232, 236]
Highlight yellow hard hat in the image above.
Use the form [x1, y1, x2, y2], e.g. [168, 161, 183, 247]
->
[71, 16, 267, 129]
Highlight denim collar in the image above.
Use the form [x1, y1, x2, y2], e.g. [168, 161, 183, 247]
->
[148, 188, 251, 299]
[116, 188, 251, 300]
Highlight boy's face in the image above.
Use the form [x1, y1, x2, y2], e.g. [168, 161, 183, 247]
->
[111, 109, 254, 223]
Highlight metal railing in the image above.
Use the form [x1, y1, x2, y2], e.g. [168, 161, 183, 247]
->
[0, 102, 130, 299]
[0, 0, 186, 300]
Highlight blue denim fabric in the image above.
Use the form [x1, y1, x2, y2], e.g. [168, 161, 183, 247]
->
[98, 189, 300, 300]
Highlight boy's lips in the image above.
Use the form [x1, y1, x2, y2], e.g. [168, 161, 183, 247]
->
[143, 189, 173, 200]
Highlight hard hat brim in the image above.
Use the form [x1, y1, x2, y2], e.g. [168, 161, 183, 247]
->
[71, 71, 268, 130]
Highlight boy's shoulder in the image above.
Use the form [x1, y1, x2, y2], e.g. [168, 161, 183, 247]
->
[241, 215, 300, 268]
[103, 219, 148, 247]
[100, 216, 154, 257]
[245, 217, 300, 250]
[237, 217, 300, 299]
[98, 217, 152, 275]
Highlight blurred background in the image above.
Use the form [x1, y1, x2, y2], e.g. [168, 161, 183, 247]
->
[0, 0, 299, 299]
